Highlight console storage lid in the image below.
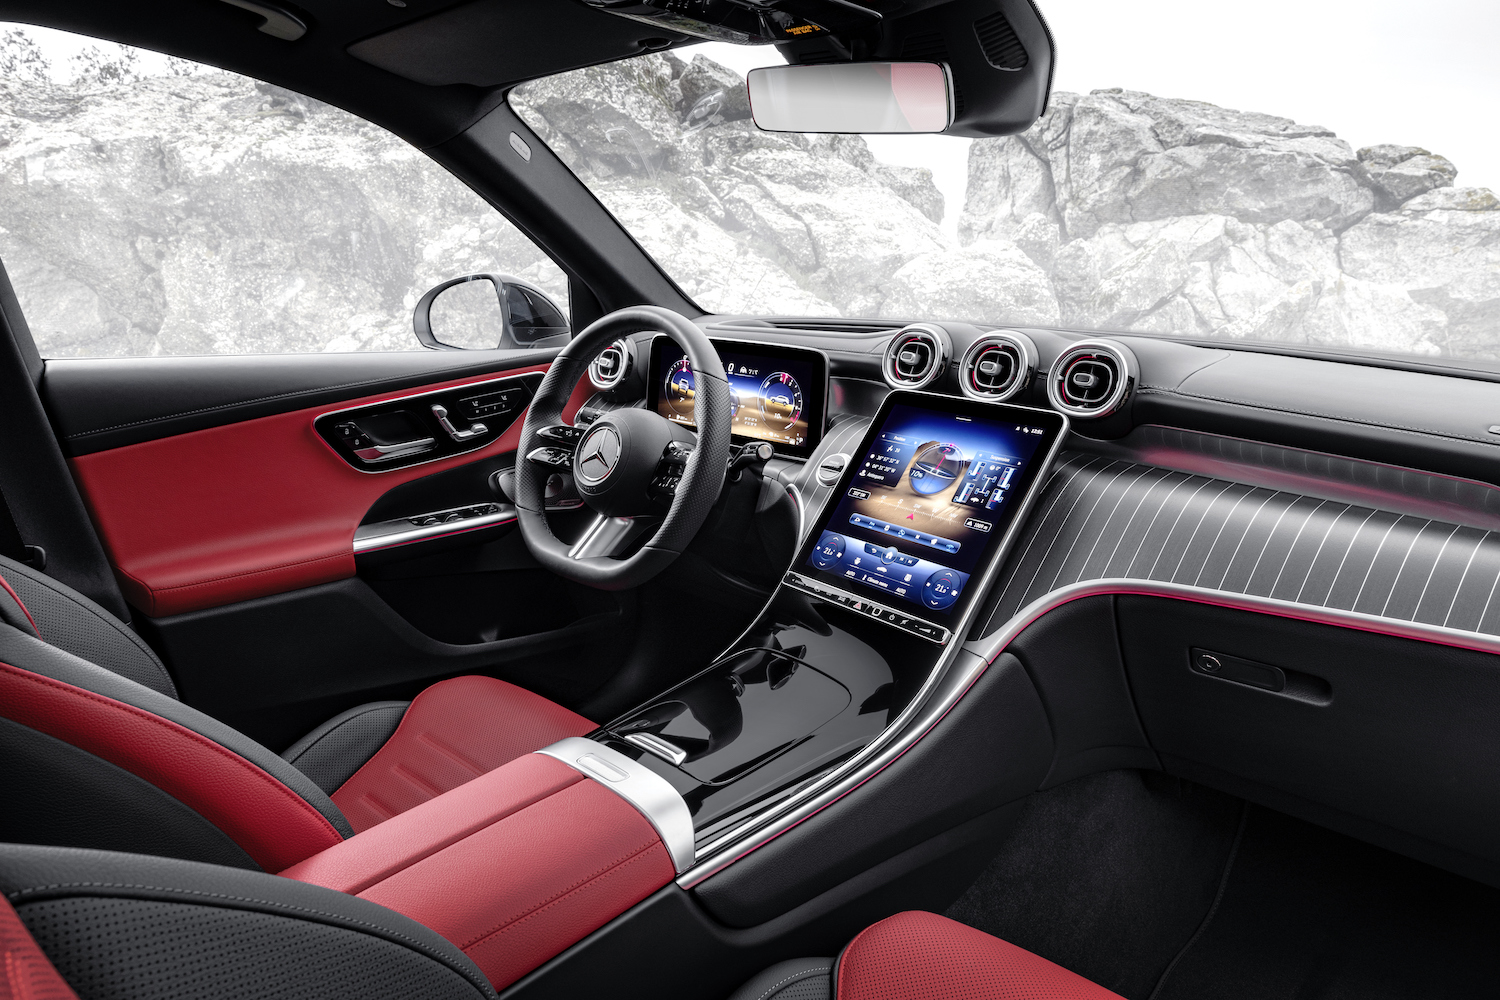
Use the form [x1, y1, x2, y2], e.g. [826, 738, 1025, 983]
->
[282, 752, 675, 990]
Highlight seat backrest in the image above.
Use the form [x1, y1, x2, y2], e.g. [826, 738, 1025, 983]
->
[0, 553, 176, 697]
[0, 842, 497, 1000]
[0, 579, 352, 871]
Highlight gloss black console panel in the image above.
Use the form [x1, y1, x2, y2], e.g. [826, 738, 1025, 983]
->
[595, 391, 1068, 842]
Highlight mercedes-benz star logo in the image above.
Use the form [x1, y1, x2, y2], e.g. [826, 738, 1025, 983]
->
[576, 427, 621, 486]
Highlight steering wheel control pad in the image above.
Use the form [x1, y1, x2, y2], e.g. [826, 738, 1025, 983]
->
[572, 409, 679, 517]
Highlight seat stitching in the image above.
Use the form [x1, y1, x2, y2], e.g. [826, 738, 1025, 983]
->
[4, 882, 495, 997]
[454, 838, 663, 949]
[751, 967, 828, 1000]
[416, 731, 488, 777]
[283, 704, 404, 766]
[0, 662, 342, 841]
[149, 551, 350, 595]
[458, 842, 666, 951]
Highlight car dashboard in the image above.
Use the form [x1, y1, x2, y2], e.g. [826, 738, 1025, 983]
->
[578, 316, 1500, 897]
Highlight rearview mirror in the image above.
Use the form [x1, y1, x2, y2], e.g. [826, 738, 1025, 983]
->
[747, 62, 953, 134]
[414, 274, 570, 351]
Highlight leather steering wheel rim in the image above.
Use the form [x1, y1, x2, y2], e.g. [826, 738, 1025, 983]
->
[514, 305, 731, 590]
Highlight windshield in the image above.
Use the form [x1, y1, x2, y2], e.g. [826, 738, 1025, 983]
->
[511, 4, 1499, 361]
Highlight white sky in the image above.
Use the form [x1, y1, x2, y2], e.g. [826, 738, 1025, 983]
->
[690, 0, 1500, 237]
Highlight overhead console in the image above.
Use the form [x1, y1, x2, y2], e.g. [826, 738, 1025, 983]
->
[584, 390, 1067, 856]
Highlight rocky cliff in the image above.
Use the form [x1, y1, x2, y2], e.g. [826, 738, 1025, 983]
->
[960, 89, 1500, 359]
[0, 51, 1496, 361]
[0, 72, 564, 356]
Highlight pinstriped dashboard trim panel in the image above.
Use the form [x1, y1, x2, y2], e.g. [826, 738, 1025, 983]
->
[976, 452, 1500, 639]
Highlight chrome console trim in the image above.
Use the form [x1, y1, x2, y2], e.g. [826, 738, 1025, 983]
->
[537, 737, 696, 874]
[677, 400, 1070, 887]
[676, 575, 1500, 889]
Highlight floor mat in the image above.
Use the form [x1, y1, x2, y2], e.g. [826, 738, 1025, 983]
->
[1153, 806, 1500, 1000]
[947, 770, 1244, 999]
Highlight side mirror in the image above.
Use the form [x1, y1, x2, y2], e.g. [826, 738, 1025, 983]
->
[413, 274, 571, 351]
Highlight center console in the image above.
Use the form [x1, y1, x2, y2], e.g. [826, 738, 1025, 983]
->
[592, 390, 1068, 873]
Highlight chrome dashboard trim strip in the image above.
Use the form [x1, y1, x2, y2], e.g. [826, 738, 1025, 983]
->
[537, 737, 696, 874]
[677, 399, 1070, 886]
[676, 575, 1500, 889]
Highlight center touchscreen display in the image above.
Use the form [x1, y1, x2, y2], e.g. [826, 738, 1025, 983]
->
[649, 337, 827, 459]
[793, 395, 1066, 631]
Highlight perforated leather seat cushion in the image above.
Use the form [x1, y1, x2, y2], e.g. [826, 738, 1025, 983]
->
[835, 912, 1124, 1000]
[330, 675, 595, 832]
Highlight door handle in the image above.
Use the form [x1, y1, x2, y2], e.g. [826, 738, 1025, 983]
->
[353, 437, 436, 463]
[432, 404, 488, 442]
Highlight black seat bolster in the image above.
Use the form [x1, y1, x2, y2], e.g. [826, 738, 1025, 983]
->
[0, 626, 353, 840]
[0, 843, 498, 1000]
[282, 701, 411, 795]
[728, 959, 834, 1000]
[0, 553, 177, 698]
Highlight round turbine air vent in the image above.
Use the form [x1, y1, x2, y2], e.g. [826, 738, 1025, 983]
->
[882, 324, 950, 390]
[588, 339, 632, 392]
[959, 331, 1037, 402]
[1046, 339, 1138, 418]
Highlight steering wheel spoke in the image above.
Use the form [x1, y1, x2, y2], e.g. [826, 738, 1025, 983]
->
[568, 515, 659, 561]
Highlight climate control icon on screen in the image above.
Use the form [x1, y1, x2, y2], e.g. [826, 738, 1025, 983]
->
[920, 568, 963, 610]
[811, 533, 846, 570]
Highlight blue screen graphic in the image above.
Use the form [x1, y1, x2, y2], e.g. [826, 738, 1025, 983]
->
[805, 403, 1049, 617]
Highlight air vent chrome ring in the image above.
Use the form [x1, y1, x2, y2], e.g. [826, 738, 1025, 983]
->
[588, 338, 633, 392]
[1046, 339, 1138, 419]
[882, 324, 950, 391]
[959, 331, 1037, 402]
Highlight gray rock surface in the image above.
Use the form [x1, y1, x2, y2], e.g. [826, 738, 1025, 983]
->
[1, 44, 1497, 363]
[512, 54, 948, 317]
[960, 88, 1500, 359]
[0, 73, 564, 356]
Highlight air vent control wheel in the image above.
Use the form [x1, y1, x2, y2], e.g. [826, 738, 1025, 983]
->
[959, 331, 1037, 402]
[882, 324, 951, 390]
[1046, 339, 1138, 419]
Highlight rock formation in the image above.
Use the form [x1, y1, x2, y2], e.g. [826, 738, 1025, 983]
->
[0, 47, 1496, 362]
[0, 73, 564, 356]
[960, 89, 1499, 359]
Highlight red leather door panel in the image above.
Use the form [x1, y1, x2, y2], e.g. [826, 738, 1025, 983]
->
[70, 365, 589, 618]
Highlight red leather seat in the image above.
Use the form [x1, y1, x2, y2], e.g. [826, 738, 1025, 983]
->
[0, 553, 593, 869]
[731, 911, 1124, 1000]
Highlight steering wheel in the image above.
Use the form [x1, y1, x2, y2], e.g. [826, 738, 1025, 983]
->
[514, 306, 731, 590]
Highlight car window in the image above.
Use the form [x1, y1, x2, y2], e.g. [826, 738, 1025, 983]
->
[511, 36, 1500, 363]
[0, 24, 567, 358]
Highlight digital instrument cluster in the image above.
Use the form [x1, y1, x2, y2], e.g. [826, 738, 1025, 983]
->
[789, 395, 1067, 639]
[649, 337, 827, 460]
